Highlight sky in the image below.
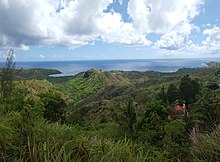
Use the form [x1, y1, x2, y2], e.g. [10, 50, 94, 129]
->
[0, 0, 220, 61]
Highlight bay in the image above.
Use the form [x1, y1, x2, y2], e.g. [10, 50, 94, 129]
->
[0, 58, 219, 76]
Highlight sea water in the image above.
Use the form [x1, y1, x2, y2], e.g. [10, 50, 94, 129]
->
[0, 58, 219, 76]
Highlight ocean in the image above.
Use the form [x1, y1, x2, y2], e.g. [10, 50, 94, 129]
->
[0, 58, 219, 76]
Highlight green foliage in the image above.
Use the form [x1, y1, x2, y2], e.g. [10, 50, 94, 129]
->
[16, 80, 53, 97]
[15, 68, 61, 80]
[179, 75, 200, 106]
[192, 128, 220, 161]
[136, 101, 190, 161]
[138, 112, 165, 145]
[0, 115, 15, 162]
[39, 91, 67, 122]
[167, 83, 179, 105]
[192, 89, 220, 132]
[124, 99, 137, 132]
[56, 69, 107, 104]
[1, 61, 220, 161]
[0, 49, 15, 111]
[0, 99, 45, 162]
[137, 101, 169, 145]
[0, 115, 173, 162]
[144, 101, 169, 121]
[206, 82, 219, 90]
[157, 85, 168, 105]
[163, 119, 189, 160]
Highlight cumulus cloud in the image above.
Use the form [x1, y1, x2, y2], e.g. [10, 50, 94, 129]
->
[0, 0, 150, 50]
[40, 54, 45, 58]
[155, 32, 188, 50]
[118, 0, 123, 5]
[127, 0, 203, 34]
[0, 0, 204, 52]
[148, 0, 204, 50]
[155, 23, 198, 50]
[192, 27, 220, 54]
[97, 12, 152, 46]
[203, 27, 220, 47]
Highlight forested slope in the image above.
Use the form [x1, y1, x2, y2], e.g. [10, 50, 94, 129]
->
[1, 53, 220, 161]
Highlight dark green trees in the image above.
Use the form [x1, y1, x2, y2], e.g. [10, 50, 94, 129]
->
[0, 49, 15, 113]
[157, 85, 168, 105]
[167, 83, 179, 105]
[193, 90, 220, 132]
[0, 49, 15, 101]
[125, 99, 136, 132]
[39, 91, 66, 122]
[179, 75, 200, 107]
[157, 75, 200, 107]
[206, 82, 219, 90]
[138, 101, 169, 145]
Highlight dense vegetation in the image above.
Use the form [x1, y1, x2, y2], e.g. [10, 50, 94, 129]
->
[1, 50, 220, 161]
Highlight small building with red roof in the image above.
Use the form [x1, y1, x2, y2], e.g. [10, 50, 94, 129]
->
[175, 104, 186, 111]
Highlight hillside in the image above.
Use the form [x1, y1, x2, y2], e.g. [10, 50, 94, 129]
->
[1, 1, 220, 160]
[1, 62, 220, 161]
[1, 64, 218, 124]
[49, 64, 220, 123]
[0, 68, 61, 80]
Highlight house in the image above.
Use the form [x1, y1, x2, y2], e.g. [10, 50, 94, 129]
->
[175, 104, 186, 111]
[169, 104, 186, 120]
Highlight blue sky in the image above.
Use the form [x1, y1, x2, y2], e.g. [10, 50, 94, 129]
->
[0, 0, 220, 61]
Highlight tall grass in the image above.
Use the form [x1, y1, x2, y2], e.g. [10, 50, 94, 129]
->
[1, 117, 174, 162]
[191, 128, 220, 161]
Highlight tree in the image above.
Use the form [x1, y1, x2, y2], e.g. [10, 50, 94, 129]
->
[39, 91, 66, 122]
[137, 101, 169, 145]
[167, 83, 179, 105]
[125, 99, 136, 133]
[157, 85, 168, 105]
[206, 82, 219, 90]
[163, 119, 189, 160]
[144, 101, 169, 122]
[192, 90, 220, 132]
[179, 75, 200, 108]
[0, 49, 15, 112]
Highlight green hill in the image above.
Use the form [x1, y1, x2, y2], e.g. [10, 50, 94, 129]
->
[1, 62, 220, 161]
[54, 64, 220, 123]
[55, 69, 108, 104]
[0, 68, 61, 80]
[3, 64, 219, 124]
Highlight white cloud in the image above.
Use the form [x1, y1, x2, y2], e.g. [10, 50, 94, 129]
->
[127, 0, 203, 34]
[155, 32, 188, 50]
[155, 23, 198, 50]
[192, 27, 220, 54]
[0, 0, 204, 52]
[40, 54, 45, 58]
[127, 0, 203, 51]
[150, 0, 204, 51]
[97, 12, 152, 46]
[0, 0, 110, 50]
[118, 0, 123, 5]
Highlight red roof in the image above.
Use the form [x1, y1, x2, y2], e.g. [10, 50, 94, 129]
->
[175, 105, 185, 111]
